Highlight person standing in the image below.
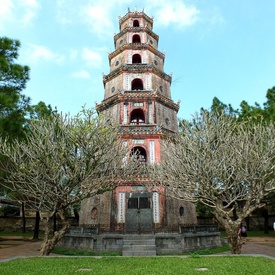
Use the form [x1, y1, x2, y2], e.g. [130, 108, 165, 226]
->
[238, 224, 247, 244]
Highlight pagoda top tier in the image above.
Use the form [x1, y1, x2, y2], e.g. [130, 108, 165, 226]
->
[118, 8, 154, 32]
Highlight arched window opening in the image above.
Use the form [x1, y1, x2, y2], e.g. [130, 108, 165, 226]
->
[91, 207, 98, 219]
[133, 20, 139, 27]
[132, 34, 141, 43]
[131, 146, 147, 164]
[131, 78, 143, 90]
[132, 54, 141, 64]
[130, 109, 145, 125]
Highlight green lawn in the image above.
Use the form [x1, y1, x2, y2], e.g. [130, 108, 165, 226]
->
[0, 230, 274, 274]
[0, 256, 274, 275]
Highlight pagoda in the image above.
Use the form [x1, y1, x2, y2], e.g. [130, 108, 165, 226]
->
[79, 9, 197, 233]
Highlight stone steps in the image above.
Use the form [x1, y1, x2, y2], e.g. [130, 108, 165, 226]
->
[122, 234, 156, 256]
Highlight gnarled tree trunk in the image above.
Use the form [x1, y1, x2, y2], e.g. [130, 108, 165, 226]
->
[214, 211, 242, 254]
[227, 232, 242, 254]
[40, 209, 70, 256]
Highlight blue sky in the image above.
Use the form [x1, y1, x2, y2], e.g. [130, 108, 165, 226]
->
[1, 0, 275, 119]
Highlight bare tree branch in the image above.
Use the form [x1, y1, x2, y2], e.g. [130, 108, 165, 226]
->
[0, 108, 139, 255]
[150, 111, 275, 254]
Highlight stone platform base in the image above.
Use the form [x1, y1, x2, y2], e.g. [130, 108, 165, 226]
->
[57, 230, 221, 255]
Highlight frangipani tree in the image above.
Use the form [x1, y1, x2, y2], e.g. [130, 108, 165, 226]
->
[0, 108, 138, 255]
[151, 111, 275, 254]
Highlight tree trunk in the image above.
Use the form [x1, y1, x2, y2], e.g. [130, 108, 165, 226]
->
[33, 210, 40, 240]
[21, 202, 26, 233]
[39, 209, 70, 256]
[227, 233, 242, 254]
[262, 208, 269, 234]
[214, 212, 242, 254]
[53, 212, 57, 232]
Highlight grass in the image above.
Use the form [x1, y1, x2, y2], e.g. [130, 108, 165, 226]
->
[0, 230, 274, 274]
[51, 244, 230, 257]
[187, 243, 230, 255]
[0, 256, 275, 275]
[52, 247, 121, 256]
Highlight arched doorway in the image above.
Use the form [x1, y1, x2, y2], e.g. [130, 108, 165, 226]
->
[132, 34, 141, 43]
[131, 78, 143, 90]
[133, 20, 139, 27]
[130, 109, 145, 125]
[130, 146, 147, 163]
[132, 54, 141, 64]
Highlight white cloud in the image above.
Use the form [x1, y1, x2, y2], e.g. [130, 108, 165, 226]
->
[55, 0, 131, 36]
[19, 0, 40, 27]
[82, 47, 102, 67]
[21, 10, 37, 26]
[81, 4, 114, 37]
[146, 0, 200, 29]
[30, 44, 65, 64]
[72, 70, 90, 79]
[55, 0, 76, 25]
[54, 0, 199, 36]
[0, 0, 40, 29]
[197, 7, 226, 40]
[0, 0, 14, 30]
[20, 0, 39, 8]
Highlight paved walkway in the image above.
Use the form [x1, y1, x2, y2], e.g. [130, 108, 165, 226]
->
[0, 237, 42, 262]
[240, 241, 275, 258]
[0, 236, 275, 262]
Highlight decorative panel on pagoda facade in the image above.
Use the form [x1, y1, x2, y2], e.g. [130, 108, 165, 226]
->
[151, 75, 171, 98]
[100, 103, 121, 124]
[115, 37, 127, 49]
[145, 35, 158, 49]
[155, 102, 178, 132]
[104, 75, 124, 98]
[147, 52, 164, 70]
[110, 55, 126, 71]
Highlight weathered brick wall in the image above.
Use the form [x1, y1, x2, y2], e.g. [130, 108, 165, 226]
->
[79, 192, 113, 232]
[165, 196, 197, 231]
[155, 101, 178, 132]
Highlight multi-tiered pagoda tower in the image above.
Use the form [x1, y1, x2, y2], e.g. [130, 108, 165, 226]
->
[79, 9, 197, 233]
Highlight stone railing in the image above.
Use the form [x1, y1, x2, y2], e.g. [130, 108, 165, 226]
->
[180, 225, 219, 234]
[68, 225, 99, 235]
